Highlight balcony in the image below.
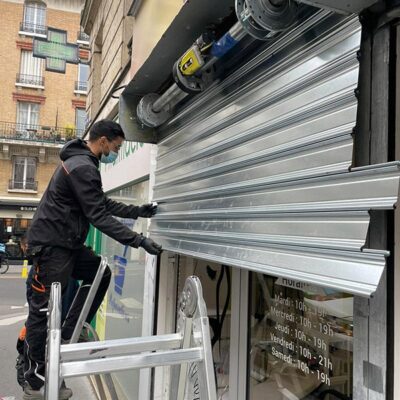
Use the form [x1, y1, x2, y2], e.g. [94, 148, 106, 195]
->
[9, 179, 38, 192]
[19, 21, 47, 36]
[77, 30, 90, 43]
[0, 121, 78, 144]
[74, 81, 88, 93]
[16, 73, 44, 88]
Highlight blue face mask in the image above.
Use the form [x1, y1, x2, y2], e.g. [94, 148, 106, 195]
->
[100, 150, 118, 164]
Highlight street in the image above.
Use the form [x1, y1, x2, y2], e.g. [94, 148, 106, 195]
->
[0, 264, 98, 400]
[0, 263, 28, 400]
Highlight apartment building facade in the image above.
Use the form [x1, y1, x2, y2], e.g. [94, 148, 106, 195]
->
[0, 0, 89, 256]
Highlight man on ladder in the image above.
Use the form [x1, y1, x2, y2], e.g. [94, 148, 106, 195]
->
[23, 119, 162, 400]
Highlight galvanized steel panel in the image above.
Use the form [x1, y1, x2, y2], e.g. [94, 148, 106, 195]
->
[151, 212, 370, 251]
[154, 137, 353, 199]
[155, 106, 357, 186]
[150, 236, 386, 296]
[157, 163, 400, 213]
[151, 11, 400, 296]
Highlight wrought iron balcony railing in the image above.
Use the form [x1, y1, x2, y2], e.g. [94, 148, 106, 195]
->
[16, 73, 44, 87]
[0, 121, 78, 144]
[9, 179, 38, 191]
[75, 81, 88, 92]
[77, 30, 90, 42]
[19, 21, 47, 36]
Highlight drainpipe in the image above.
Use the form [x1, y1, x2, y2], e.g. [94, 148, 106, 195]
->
[136, 0, 299, 128]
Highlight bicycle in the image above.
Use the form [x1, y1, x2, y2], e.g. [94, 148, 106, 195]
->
[0, 253, 9, 274]
[0, 243, 9, 274]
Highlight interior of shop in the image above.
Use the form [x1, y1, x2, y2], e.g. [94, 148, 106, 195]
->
[167, 255, 354, 400]
[0, 217, 31, 259]
[248, 273, 353, 400]
[175, 257, 231, 398]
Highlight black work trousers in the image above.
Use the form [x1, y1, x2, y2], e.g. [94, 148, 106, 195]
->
[24, 246, 111, 390]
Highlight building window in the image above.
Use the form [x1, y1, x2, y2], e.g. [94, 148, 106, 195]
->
[127, 0, 143, 17]
[75, 108, 86, 138]
[21, 2, 47, 35]
[16, 102, 40, 138]
[10, 156, 37, 191]
[16, 50, 44, 87]
[75, 63, 89, 93]
[248, 273, 353, 399]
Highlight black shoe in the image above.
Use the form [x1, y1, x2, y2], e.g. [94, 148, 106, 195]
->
[23, 384, 44, 400]
[23, 383, 73, 399]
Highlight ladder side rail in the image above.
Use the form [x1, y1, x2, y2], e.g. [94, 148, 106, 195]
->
[183, 276, 218, 400]
[176, 317, 193, 400]
[68, 256, 108, 344]
[60, 348, 203, 378]
[45, 282, 62, 400]
[60, 333, 182, 361]
[196, 315, 218, 400]
[170, 276, 218, 400]
[170, 282, 195, 400]
[61, 285, 90, 334]
[193, 285, 217, 400]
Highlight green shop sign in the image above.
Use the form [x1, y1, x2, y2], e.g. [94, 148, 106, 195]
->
[33, 28, 79, 73]
[101, 142, 145, 172]
[110, 141, 145, 166]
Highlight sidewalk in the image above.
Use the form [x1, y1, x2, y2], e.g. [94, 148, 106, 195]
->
[66, 377, 99, 399]
[0, 378, 98, 400]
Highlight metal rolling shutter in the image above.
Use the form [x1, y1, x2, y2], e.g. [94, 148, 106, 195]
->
[150, 11, 400, 296]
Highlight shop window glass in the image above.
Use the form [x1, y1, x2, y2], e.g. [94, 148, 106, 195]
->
[100, 180, 149, 399]
[20, 219, 29, 229]
[0, 218, 31, 259]
[249, 274, 353, 400]
[175, 258, 231, 398]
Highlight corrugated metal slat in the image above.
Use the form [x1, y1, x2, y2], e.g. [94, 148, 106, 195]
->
[150, 11, 399, 296]
[151, 212, 370, 251]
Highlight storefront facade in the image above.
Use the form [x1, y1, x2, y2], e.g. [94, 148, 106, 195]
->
[82, 0, 400, 399]
[0, 202, 37, 258]
[153, 255, 355, 399]
[144, 8, 398, 399]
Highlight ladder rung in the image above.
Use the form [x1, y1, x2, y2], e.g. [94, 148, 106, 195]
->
[61, 333, 182, 361]
[61, 347, 203, 378]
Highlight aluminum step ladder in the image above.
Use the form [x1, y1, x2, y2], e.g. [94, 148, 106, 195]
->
[45, 256, 217, 400]
[62, 256, 110, 345]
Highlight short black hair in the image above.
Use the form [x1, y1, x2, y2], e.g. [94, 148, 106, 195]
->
[89, 120, 125, 141]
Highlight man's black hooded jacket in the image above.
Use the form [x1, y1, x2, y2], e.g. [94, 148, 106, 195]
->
[27, 139, 144, 250]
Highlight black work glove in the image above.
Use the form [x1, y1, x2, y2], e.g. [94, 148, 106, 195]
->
[137, 203, 157, 218]
[139, 236, 162, 255]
